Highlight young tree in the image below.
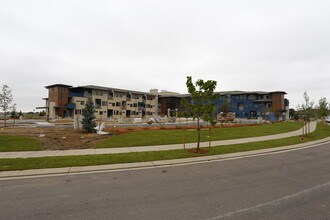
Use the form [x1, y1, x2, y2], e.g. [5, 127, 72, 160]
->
[0, 85, 13, 127]
[299, 91, 315, 121]
[317, 97, 329, 123]
[296, 92, 316, 136]
[183, 76, 218, 150]
[81, 96, 96, 133]
[10, 103, 17, 126]
[220, 99, 231, 116]
[10, 104, 17, 119]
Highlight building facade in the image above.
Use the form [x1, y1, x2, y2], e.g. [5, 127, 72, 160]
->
[44, 84, 158, 119]
[216, 91, 289, 120]
[43, 84, 289, 121]
[157, 90, 289, 120]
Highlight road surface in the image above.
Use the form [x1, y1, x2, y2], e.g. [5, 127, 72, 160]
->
[1, 141, 330, 219]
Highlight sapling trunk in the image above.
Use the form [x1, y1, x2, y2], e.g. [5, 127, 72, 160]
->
[197, 117, 200, 150]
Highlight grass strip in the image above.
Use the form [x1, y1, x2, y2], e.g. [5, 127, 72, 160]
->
[0, 135, 42, 152]
[0, 123, 328, 172]
[97, 121, 302, 148]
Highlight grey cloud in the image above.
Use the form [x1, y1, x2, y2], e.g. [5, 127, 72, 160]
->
[0, 0, 329, 111]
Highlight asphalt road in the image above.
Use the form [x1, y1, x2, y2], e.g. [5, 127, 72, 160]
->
[1, 142, 330, 220]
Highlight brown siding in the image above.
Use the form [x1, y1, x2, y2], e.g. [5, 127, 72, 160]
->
[272, 93, 284, 111]
[48, 86, 70, 117]
[159, 97, 167, 116]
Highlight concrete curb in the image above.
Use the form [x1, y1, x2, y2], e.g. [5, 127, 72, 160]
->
[1, 137, 329, 180]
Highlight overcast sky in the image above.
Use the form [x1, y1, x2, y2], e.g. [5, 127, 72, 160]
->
[1, 0, 329, 112]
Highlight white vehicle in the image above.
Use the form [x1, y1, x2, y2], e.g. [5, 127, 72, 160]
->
[325, 116, 330, 123]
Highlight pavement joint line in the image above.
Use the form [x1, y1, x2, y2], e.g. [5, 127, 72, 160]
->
[1, 138, 329, 180]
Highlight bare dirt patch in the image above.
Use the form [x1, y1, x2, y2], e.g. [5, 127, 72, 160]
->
[1, 127, 110, 150]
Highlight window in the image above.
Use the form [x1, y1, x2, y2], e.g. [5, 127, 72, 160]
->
[238, 102, 244, 111]
[116, 102, 121, 107]
[81, 101, 85, 105]
[102, 101, 107, 106]
[75, 109, 81, 115]
[95, 99, 101, 109]
[99, 111, 103, 115]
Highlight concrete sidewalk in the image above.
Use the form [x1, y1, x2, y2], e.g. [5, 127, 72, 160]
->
[0, 122, 317, 159]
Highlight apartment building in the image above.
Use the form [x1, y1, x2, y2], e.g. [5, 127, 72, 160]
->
[218, 91, 289, 120]
[158, 90, 289, 120]
[43, 84, 289, 121]
[44, 84, 157, 119]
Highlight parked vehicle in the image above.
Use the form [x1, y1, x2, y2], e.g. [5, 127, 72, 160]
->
[325, 116, 330, 123]
[217, 112, 235, 122]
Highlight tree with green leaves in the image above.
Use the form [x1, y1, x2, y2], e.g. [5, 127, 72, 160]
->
[10, 104, 17, 119]
[183, 76, 218, 150]
[297, 91, 315, 121]
[81, 96, 96, 133]
[10, 103, 17, 126]
[296, 92, 317, 136]
[316, 97, 329, 123]
[220, 99, 231, 116]
[0, 85, 14, 127]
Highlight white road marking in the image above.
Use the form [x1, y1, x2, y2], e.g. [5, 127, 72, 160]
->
[207, 181, 330, 219]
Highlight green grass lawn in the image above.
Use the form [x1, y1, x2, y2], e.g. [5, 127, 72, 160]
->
[0, 121, 301, 152]
[0, 135, 42, 152]
[1, 122, 328, 172]
[96, 121, 302, 148]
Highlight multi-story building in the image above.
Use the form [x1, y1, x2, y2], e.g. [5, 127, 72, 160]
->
[44, 84, 157, 119]
[157, 90, 289, 121]
[43, 84, 289, 121]
[44, 84, 72, 118]
[217, 91, 289, 120]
